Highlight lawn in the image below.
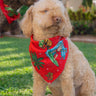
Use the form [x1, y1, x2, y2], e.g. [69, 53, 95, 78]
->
[0, 37, 96, 96]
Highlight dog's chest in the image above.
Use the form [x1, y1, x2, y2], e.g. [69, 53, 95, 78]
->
[29, 35, 69, 83]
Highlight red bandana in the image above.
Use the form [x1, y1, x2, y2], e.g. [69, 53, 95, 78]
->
[29, 35, 69, 83]
[0, 0, 20, 24]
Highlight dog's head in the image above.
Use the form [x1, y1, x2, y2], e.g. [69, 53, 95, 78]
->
[20, 0, 72, 38]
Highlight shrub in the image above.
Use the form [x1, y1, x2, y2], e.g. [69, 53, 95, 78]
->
[19, 5, 29, 19]
[68, 7, 96, 36]
[71, 21, 94, 36]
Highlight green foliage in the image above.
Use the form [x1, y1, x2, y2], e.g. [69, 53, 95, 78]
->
[91, 4, 96, 14]
[71, 21, 95, 36]
[68, 9, 96, 21]
[82, 0, 92, 7]
[5, 7, 18, 16]
[19, 5, 29, 16]
[68, 8, 96, 36]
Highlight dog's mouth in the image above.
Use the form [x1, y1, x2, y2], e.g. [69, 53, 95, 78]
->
[45, 25, 60, 34]
[46, 24, 60, 30]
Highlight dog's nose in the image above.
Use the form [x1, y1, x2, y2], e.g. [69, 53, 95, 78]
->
[53, 16, 62, 24]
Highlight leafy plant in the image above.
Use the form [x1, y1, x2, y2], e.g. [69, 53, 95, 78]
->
[68, 7, 96, 36]
[71, 21, 94, 36]
[82, 0, 92, 7]
[5, 7, 18, 16]
[19, 5, 29, 16]
[68, 9, 96, 21]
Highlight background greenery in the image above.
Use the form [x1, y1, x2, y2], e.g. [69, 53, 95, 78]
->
[68, 6, 96, 36]
[0, 37, 96, 96]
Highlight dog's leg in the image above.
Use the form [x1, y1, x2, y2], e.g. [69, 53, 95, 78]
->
[60, 77, 75, 96]
[49, 86, 63, 96]
[60, 60, 75, 96]
[33, 68, 47, 96]
[77, 70, 96, 96]
[59, 54, 75, 96]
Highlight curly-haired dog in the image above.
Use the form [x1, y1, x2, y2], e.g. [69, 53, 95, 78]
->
[20, 0, 96, 96]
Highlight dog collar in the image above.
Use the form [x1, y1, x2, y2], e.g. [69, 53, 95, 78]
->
[29, 35, 69, 83]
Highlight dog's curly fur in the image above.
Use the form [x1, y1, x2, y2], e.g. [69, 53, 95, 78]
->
[20, 0, 96, 96]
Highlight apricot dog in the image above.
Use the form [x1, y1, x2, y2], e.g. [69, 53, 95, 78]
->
[20, 0, 96, 96]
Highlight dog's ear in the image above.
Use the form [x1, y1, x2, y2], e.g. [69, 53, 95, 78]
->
[63, 10, 72, 37]
[20, 5, 33, 37]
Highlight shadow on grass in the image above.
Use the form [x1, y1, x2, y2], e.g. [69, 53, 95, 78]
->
[0, 55, 30, 62]
[0, 72, 33, 90]
[0, 37, 33, 95]
[0, 37, 30, 57]
[0, 37, 32, 71]
[0, 61, 31, 72]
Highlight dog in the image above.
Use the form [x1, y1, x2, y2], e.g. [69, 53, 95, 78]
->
[20, 0, 96, 96]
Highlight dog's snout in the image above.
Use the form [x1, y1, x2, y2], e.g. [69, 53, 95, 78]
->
[53, 16, 62, 24]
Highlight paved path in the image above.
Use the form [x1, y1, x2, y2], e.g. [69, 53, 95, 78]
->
[1, 32, 96, 44]
[71, 35, 96, 44]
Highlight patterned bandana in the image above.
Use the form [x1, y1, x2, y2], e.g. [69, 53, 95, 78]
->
[29, 35, 69, 83]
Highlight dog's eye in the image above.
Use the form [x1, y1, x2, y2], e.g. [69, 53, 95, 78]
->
[44, 10, 48, 13]
[40, 9, 48, 13]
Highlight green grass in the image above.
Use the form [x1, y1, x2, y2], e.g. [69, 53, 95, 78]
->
[0, 37, 96, 96]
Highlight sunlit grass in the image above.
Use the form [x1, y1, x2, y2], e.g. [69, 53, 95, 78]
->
[0, 37, 96, 96]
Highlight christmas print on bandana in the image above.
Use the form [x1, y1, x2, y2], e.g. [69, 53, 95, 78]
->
[46, 72, 53, 80]
[39, 39, 52, 49]
[30, 52, 44, 70]
[46, 40, 67, 67]
[29, 35, 69, 83]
